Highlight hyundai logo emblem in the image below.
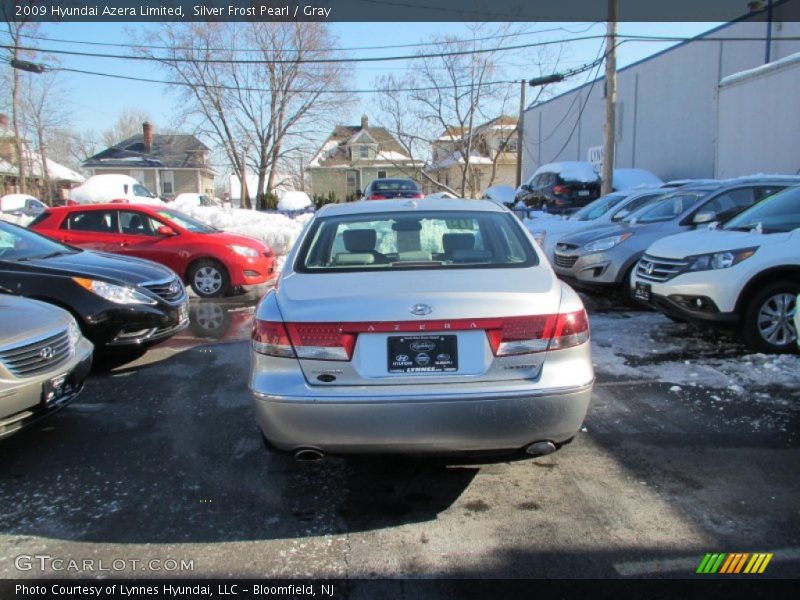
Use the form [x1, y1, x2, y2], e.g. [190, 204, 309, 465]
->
[39, 346, 55, 360]
[410, 303, 432, 316]
[169, 281, 180, 294]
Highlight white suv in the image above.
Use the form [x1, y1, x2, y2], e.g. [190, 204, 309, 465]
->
[631, 186, 799, 353]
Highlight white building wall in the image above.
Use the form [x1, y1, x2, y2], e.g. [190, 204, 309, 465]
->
[522, 15, 800, 182]
[716, 53, 800, 177]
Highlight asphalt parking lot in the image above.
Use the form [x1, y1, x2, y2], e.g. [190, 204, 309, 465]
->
[1, 290, 799, 582]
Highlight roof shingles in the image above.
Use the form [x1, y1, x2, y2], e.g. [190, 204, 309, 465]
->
[83, 134, 211, 170]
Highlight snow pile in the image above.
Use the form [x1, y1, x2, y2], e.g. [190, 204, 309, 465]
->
[483, 185, 516, 204]
[277, 191, 312, 212]
[533, 161, 599, 183]
[613, 169, 663, 191]
[720, 51, 800, 87]
[177, 206, 305, 256]
[0, 212, 34, 227]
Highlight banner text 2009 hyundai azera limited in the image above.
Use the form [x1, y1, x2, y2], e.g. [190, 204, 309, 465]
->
[249, 199, 593, 460]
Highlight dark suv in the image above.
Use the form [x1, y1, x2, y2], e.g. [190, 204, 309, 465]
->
[517, 162, 601, 213]
[361, 179, 423, 200]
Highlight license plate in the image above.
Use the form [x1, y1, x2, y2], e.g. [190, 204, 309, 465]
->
[42, 373, 72, 406]
[578, 190, 590, 197]
[634, 282, 652, 302]
[388, 335, 458, 373]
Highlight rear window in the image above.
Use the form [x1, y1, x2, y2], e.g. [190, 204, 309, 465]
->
[296, 211, 537, 273]
[371, 180, 419, 192]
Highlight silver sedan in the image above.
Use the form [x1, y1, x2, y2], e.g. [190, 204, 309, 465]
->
[249, 199, 593, 459]
[1, 295, 93, 439]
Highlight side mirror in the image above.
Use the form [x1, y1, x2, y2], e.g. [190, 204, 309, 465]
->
[615, 209, 631, 220]
[157, 225, 176, 236]
[693, 210, 717, 225]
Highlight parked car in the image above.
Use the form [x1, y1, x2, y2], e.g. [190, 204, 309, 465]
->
[532, 188, 669, 264]
[30, 204, 276, 298]
[551, 177, 799, 296]
[249, 199, 593, 459]
[0, 294, 93, 440]
[361, 178, 424, 200]
[0, 194, 47, 218]
[482, 185, 517, 207]
[515, 161, 601, 213]
[632, 185, 800, 353]
[69, 174, 164, 206]
[0, 220, 188, 350]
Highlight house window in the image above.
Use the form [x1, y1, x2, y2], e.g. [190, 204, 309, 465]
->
[377, 170, 387, 179]
[504, 138, 518, 152]
[161, 171, 174, 195]
[346, 170, 359, 196]
[359, 145, 369, 159]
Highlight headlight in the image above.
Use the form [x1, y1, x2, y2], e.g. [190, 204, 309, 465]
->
[584, 233, 632, 253]
[72, 277, 156, 305]
[67, 318, 81, 347]
[229, 244, 260, 258]
[687, 248, 757, 272]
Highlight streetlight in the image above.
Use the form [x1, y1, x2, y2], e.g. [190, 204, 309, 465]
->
[10, 59, 46, 74]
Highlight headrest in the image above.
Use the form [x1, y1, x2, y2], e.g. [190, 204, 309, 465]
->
[442, 233, 475, 254]
[343, 229, 377, 252]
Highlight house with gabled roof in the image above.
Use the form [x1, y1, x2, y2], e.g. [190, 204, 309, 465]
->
[83, 122, 215, 198]
[308, 115, 423, 201]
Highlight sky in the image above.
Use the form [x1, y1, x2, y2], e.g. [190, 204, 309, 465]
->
[9, 21, 721, 149]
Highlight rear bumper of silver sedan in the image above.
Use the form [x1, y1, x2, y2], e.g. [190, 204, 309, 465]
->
[251, 381, 593, 455]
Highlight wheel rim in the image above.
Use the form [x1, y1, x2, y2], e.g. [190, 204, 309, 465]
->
[194, 266, 222, 295]
[757, 292, 797, 346]
[195, 304, 224, 332]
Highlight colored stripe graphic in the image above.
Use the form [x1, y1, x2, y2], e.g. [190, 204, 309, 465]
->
[698, 552, 773, 574]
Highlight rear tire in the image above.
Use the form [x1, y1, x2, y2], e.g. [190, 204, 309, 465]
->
[188, 259, 230, 298]
[741, 281, 799, 353]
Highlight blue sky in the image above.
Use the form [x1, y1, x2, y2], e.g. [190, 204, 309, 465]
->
[21, 21, 720, 135]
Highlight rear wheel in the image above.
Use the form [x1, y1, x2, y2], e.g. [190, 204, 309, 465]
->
[188, 259, 230, 298]
[741, 281, 799, 353]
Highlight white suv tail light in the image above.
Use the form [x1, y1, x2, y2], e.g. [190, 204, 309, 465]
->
[252, 310, 589, 360]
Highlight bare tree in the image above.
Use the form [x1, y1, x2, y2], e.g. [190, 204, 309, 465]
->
[138, 22, 349, 209]
[373, 24, 563, 198]
[102, 107, 155, 147]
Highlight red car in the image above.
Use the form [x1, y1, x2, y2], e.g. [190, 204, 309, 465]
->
[30, 204, 276, 298]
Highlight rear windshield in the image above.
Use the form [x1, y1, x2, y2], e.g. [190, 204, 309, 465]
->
[371, 180, 419, 192]
[634, 191, 707, 223]
[296, 210, 538, 273]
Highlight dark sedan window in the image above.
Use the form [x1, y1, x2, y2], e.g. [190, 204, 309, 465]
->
[0, 221, 76, 262]
[63, 210, 117, 233]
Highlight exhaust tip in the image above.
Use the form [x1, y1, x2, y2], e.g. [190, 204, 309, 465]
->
[525, 441, 557, 457]
[293, 448, 325, 462]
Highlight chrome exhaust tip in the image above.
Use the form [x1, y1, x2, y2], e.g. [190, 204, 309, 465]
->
[525, 441, 557, 457]
[293, 448, 325, 462]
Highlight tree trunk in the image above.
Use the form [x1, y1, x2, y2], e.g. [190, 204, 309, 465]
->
[11, 61, 26, 194]
[37, 128, 52, 204]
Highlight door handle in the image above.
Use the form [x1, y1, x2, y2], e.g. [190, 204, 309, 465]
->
[118, 242, 128, 247]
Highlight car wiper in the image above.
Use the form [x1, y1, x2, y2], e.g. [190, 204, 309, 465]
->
[15, 250, 72, 261]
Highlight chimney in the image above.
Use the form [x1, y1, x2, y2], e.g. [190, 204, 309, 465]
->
[360, 114, 369, 130]
[143, 121, 153, 153]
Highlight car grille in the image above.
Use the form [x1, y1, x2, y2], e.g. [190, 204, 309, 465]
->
[0, 330, 71, 377]
[554, 253, 579, 269]
[142, 277, 186, 304]
[636, 254, 690, 282]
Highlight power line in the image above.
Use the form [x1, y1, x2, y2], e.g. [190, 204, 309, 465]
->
[8, 22, 602, 53]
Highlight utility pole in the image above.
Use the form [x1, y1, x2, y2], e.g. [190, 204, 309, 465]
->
[516, 80, 526, 187]
[241, 144, 250, 210]
[601, 0, 618, 196]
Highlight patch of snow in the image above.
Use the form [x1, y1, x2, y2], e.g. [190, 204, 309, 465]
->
[531, 161, 599, 184]
[482, 185, 516, 205]
[177, 206, 305, 256]
[277, 191, 312, 212]
[375, 150, 412, 162]
[613, 169, 663, 191]
[719, 51, 800, 87]
[308, 140, 340, 167]
[669, 386, 683, 393]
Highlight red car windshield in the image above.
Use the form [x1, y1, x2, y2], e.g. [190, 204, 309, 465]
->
[154, 209, 217, 233]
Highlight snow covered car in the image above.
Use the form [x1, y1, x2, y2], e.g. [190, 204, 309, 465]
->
[0, 194, 47, 218]
[277, 191, 313, 214]
[69, 174, 164, 206]
[249, 199, 593, 458]
[482, 185, 517, 207]
[632, 185, 800, 353]
[516, 161, 601, 213]
[553, 177, 796, 296]
[531, 188, 669, 264]
[0, 294, 94, 440]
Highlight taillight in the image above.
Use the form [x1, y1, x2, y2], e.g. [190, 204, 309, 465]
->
[549, 310, 590, 350]
[285, 323, 356, 361]
[553, 185, 572, 197]
[252, 320, 295, 357]
[368, 194, 387, 200]
[486, 310, 589, 356]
